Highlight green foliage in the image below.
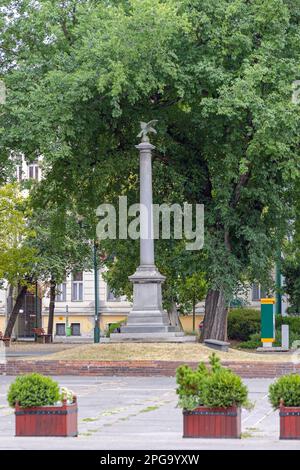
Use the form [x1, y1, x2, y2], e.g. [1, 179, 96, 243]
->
[202, 369, 249, 409]
[176, 353, 249, 410]
[228, 308, 261, 341]
[1, 0, 300, 320]
[7, 373, 60, 408]
[238, 315, 300, 349]
[0, 183, 37, 285]
[177, 272, 207, 314]
[276, 315, 300, 333]
[281, 192, 300, 313]
[238, 332, 261, 349]
[269, 374, 300, 409]
[26, 202, 93, 284]
[106, 321, 124, 338]
[282, 258, 300, 313]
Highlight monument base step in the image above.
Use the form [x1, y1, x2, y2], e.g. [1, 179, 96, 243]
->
[121, 325, 178, 333]
[110, 332, 196, 343]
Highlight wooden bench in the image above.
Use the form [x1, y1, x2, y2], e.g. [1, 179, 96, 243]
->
[33, 328, 52, 344]
[204, 339, 230, 352]
[0, 331, 11, 347]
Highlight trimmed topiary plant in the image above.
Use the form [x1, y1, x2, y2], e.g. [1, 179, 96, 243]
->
[9, 374, 78, 437]
[7, 373, 60, 408]
[176, 354, 250, 438]
[176, 353, 250, 410]
[269, 374, 300, 409]
[269, 374, 300, 440]
[201, 368, 249, 409]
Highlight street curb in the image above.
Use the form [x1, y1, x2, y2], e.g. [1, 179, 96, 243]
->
[1, 360, 299, 378]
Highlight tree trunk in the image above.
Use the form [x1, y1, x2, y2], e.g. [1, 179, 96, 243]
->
[192, 294, 196, 332]
[202, 288, 228, 341]
[168, 301, 183, 331]
[4, 284, 28, 338]
[47, 276, 56, 338]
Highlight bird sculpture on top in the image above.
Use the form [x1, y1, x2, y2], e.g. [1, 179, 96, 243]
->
[137, 120, 158, 143]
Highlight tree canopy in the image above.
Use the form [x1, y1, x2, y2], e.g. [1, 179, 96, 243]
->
[0, 183, 36, 285]
[1, 0, 300, 338]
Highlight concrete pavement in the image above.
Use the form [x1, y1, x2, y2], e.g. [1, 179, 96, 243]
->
[0, 376, 299, 450]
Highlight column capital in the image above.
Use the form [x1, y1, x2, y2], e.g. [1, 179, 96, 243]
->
[135, 142, 155, 152]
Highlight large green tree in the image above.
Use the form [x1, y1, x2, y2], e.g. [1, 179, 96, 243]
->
[1, 0, 300, 340]
[26, 199, 93, 337]
[0, 183, 37, 337]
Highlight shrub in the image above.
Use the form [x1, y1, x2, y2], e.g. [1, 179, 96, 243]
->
[227, 308, 260, 341]
[239, 327, 300, 350]
[269, 374, 300, 409]
[276, 315, 300, 333]
[238, 333, 261, 349]
[202, 369, 249, 408]
[7, 373, 60, 408]
[176, 353, 250, 410]
[106, 321, 124, 337]
[176, 362, 210, 409]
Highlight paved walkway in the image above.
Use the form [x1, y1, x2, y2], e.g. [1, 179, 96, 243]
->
[0, 376, 299, 450]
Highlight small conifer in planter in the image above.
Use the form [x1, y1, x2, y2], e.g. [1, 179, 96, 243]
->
[269, 374, 300, 440]
[176, 354, 250, 438]
[8, 374, 78, 437]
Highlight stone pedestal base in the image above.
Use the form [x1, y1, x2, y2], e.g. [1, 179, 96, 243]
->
[110, 332, 195, 343]
[117, 265, 181, 341]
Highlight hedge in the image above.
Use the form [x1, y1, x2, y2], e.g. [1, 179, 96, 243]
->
[227, 308, 260, 341]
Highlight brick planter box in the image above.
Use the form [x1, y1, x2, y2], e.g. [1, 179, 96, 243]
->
[15, 397, 78, 437]
[280, 404, 300, 440]
[183, 406, 241, 439]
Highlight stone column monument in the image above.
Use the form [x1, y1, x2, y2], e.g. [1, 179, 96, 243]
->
[111, 122, 183, 342]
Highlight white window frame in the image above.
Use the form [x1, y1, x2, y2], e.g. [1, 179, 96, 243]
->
[56, 281, 67, 302]
[72, 272, 84, 301]
[28, 161, 39, 180]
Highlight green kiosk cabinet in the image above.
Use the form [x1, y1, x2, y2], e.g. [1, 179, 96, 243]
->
[261, 298, 275, 348]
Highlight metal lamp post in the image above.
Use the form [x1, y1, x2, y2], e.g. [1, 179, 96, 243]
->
[76, 216, 101, 343]
[93, 241, 100, 343]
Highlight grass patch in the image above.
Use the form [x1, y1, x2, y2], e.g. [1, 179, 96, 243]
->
[140, 405, 160, 413]
[241, 432, 254, 439]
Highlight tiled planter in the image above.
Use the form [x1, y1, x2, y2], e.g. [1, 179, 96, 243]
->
[183, 406, 241, 439]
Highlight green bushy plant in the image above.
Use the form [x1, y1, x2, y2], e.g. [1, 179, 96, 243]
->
[106, 321, 124, 337]
[227, 309, 260, 341]
[176, 353, 250, 410]
[7, 373, 60, 408]
[276, 315, 300, 334]
[202, 369, 249, 409]
[239, 327, 300, 350]
[269, 374, 300, 409]
[238, 332, 261, 349]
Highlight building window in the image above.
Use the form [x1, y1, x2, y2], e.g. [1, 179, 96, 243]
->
[71, 323, 81, 336]
[252, 284, 267, 301]
[56, 281, 67, 302]
[72, 271, 83, 301]
[107, 286, 120, 302]
[28, 161, 39, 180]
[16, 165, 23, 182]
[56, 323, 66, 336]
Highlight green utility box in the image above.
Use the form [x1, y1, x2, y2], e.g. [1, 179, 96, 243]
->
[261, 298, 275, 347]
[66, 325, 71, 337]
